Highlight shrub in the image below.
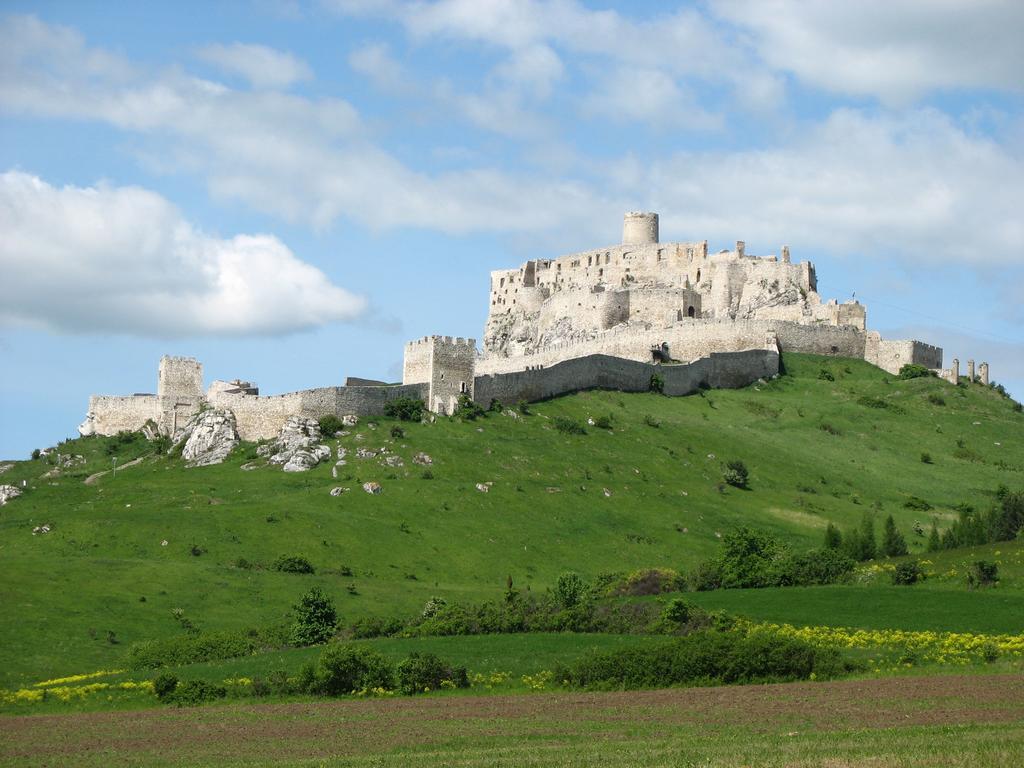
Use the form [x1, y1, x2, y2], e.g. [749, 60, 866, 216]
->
[273, 555, 315, 574]
[903, 496, 932, 511]
[553, 416, 586, 435]
[516, 400, 531, 415]
[927, 393, 946, 406]
[554, 572, 586, 608]
[31, 448, 41, 460]
[643, 414, 661, 428]
[313, 643, 394, 695]
[127, 631, 257, 669]
[618, 568, 686, 596]
[396, 652, 469, 694]
[649, 374, 664, 393]
[593, 414, 613, 430]
[920, 452, 933, 464]
[291, 587, 338, 646]
[967, 560, 999, 589]
[566, 630, 844, 690]
[488, 399, 504, 413]
[167, 679, 227, 706]
[773, 548, 855, 586]
[817, 368, 835, 382]
[661, 598, 694, 625]
[898, 364, 935, 380]
[722, 460, 749, 489]
[819, 422, 841, 436]
[390, 425, 405, 439]
[823, 523, 842, 550]
[892, 561, 924, 585]
[688, 559, 724, 592]
[384, 398, 425, 422]
[152, 672, 179, 700]
[318, 415, 345, 436]
[926, 520, 941, 552]
[453, 395, 486, 420]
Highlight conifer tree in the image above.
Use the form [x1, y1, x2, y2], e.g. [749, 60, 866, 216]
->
[882, 515, 908, 557]
[926, 520, 941, 552]
[824, 522, 842, 550]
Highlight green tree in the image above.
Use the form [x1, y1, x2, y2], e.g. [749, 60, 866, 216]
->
[717, 527, 783, 589]
[926, 520, 941, 552]
[858, 513, 877, 560]
[554, 572, 586, 608]
[291, 587, 338, 646]
[881, 515, 908, 557]
[823, 522, 842, 550]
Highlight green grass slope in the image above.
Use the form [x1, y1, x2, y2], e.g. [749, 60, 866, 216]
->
[0, 353, 1021, 685]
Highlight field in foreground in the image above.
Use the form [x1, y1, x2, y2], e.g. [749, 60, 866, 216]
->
[2, 673, 1022, 767]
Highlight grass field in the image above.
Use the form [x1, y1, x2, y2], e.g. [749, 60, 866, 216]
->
[2, 674, 1022, 766]
[1, 353, 1021, 689]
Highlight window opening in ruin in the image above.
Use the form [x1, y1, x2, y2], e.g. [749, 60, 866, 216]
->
[688, 306, 696, 318]
[696, 269, 701, 282]
[676, 309, 682, 321]
[460, 382, 466, 393]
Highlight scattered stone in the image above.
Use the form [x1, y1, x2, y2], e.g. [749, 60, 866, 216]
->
[356, 448, 378, 460]
[78, 412, 97, 437]
[0, 463, 12, 474]
[342, 415, 359, 427]
[173, 409, 240, 467]
[412, 452, 433, 466]
[546, 486, 561, 493]
[714, 532, 722, 538]
[259, 416, 330, 472]
[240, 462, 260, 471]
[0, 485, 22, 505]
[587, 417, 595, 425]
[337, 446, 347, 460]
[603, 488, 612, 497]
[680, 490, 689, 496]
[476, 427, 484, 433]
[161, 540, 169, 547]
[354, 433, 366, 442]
[475, 483, 489, 493]
[329, 487, 350, 497]
[383, 455, 404, 468]
[707, 453, 716, 460]
[141, 421, 161, 441]
[503, 409, 520, 419]
[362, 481, 382, 495]
[31, 524, 51, 535]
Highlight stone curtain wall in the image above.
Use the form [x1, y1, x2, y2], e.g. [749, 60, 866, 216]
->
[867, 339, 944, 375]
[210, 383, 429, 441]
[474, 349, 779, 406]
[88, 395, 160, 436]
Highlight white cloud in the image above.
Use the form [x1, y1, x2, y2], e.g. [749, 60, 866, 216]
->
[713, 0, 1024, 104]
[581, 67, 722, 131]
[348, 42, 406, 91]
[196, 42, 312, 90]
[0, 171, 367, 336]
[646, 109, 1024, 267]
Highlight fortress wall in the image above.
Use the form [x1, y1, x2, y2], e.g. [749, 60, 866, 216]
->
[771, 322, 866, 358]
[474, 350, 778, 406]
[868, 339, 943, 375]
[213, 383, 431, 440]
[403, 337, 433, 385]
[88, 395, 160, 435]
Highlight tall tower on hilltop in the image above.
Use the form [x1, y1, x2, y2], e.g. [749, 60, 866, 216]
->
[622, 211, 659, 245]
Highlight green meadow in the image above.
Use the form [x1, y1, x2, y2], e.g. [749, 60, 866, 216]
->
[0, 353, 1021, 692]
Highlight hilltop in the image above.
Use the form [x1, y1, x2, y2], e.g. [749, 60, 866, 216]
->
[0, 353, 1021, 687]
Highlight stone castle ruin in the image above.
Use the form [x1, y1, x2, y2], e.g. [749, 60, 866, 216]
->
[80, 212, 988, 443]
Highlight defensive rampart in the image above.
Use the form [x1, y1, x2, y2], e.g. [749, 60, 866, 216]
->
[474, 349, 779, 406]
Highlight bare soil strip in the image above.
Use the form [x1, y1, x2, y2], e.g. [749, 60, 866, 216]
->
[2, 674, 1023, 766]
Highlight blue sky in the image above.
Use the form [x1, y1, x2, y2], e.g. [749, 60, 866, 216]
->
[1, 0, 1022, 459]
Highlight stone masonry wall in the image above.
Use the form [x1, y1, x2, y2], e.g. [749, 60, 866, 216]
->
[866, 339, 944, 375]
[474, 350, 779, 406]
[88, 395, 160, 436]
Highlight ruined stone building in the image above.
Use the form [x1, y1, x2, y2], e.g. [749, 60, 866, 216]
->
[80, 212, 982, 441]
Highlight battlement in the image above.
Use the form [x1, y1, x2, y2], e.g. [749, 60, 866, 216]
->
[405, 335, 477, 349]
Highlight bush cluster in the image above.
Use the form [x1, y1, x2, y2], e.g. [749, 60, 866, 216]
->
[564, 630, 845, 690]
[384, 398, 425, 422]
[273, 555, 315, 574]
[317, 415, 345, 436]
[898, 364, 936, 380]
[397, 652, 469, 694]
[128, 631, 258, 669]
[553, 417, 586, 435]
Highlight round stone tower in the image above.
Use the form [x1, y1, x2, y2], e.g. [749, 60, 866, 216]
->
[622, 211, 659, 245]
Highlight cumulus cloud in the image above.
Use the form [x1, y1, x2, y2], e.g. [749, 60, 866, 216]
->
[196, 42, 312, 89]
[0, 171, 367, 336]
[713, 0, 1024, 104]
[348, 42, 406, 91]
[646, 109, 1024, 266]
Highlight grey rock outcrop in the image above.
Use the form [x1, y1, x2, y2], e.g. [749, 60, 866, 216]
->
[258, 416, 331, 472]
[173, 409, 240, 467]
[0, 485, 22, 505]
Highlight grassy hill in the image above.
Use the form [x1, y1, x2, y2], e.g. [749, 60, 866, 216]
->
[1, 353, 1021, 687]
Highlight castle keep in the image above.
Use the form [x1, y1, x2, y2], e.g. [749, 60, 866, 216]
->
[80, 212, 984, 441]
